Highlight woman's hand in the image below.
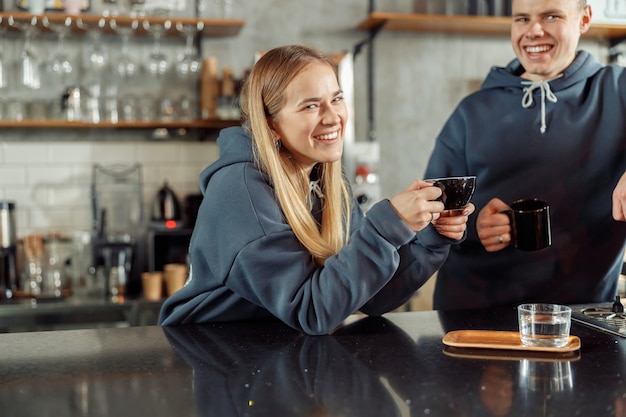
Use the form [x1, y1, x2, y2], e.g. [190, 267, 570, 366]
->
[476, 198, 511, 252]
[432, 203, 475, 240]
[389, 180, 444, 232]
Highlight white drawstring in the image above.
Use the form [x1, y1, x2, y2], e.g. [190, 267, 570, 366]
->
[521, 79, 558, 134]
[309, 180, 324, 199]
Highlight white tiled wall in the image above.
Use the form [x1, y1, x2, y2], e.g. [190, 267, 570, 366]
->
[0, 141, 219, 238]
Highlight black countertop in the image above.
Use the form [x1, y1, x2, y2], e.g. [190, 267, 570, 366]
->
[0, 298, 163, 332]
[0, 308, 624, 416]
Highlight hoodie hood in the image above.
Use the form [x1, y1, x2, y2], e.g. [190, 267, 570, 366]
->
[199, 126, 254, 194]
[480, 51, 604, 133]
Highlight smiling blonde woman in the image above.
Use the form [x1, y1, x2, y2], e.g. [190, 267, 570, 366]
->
[159, 44, 473, 335]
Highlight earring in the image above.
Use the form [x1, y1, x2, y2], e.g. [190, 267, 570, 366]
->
[273, 137, 281, 150]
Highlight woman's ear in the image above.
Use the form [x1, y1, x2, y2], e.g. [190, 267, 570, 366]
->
[268, 121, 280, 141]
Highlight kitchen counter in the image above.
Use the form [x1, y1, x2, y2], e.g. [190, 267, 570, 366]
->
[0, 297, 163, 332]
[0, 308, 624, 416]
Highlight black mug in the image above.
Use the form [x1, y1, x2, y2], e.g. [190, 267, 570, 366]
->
[428, 176, 476, 210]
[506, 199, 551, 251]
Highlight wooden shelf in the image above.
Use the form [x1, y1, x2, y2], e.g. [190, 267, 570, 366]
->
[0, 12, 245, 37]
[0, 119, 240, 129]
[357, 11, 626, 41]
[0, 12, 244, 138]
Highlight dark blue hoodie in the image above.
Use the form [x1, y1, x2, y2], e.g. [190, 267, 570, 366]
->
[160, 126, 459, 334]
[425, 51, 626, 310]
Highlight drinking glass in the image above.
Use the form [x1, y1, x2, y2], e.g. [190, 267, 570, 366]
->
[137, 94, 154, 121]
[101, 0, 119, 16]
[47, 18, 74, 90]
[198, 0, 233, 18]
[144, 20, 170, 77]
[177, 94, 195, 122]
[0, 17, 8, 90]
[82, 18, 109, 122]
[6, 100, 26, 121]
[175, 22, 203, 81]
[19, 18, 42, 90]
[120, 93, 137, 122]
[83, 18, 109, 75]
[518, 303, 572, 348]
[112, 19, 139, 79]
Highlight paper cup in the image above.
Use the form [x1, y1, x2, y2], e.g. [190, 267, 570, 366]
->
[164, 263, 188, 296]
[141, 272, 163, 301]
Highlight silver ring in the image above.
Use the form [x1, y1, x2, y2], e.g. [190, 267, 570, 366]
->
[498, 235, 504, 244]
[430, 212, 435, 223]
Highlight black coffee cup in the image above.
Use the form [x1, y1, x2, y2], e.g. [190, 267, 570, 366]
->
[428, 176, 476, 210]
[506, 198, 551, 251]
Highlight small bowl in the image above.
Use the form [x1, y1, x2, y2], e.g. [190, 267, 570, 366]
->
[427, 176, 476, 210]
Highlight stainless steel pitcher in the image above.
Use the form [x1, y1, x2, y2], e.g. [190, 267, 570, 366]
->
[0, 201, 16, 249]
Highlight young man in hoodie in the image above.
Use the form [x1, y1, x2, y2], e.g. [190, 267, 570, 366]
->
[424, 0, 626, 310]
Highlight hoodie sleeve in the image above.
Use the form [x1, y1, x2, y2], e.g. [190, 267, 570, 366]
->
[159, 144, 459, 335]
[219, 196, 454, 335]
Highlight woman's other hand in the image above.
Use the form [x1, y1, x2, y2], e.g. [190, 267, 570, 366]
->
[432, 203, 475, 240]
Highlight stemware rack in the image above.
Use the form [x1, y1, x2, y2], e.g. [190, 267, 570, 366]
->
[0, 12, 244, 132]
[1, 12, 244, 37]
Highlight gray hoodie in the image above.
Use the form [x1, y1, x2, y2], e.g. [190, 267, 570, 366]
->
[160, 126, 459, 334]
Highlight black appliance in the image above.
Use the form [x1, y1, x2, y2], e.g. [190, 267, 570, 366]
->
[0, 201, 18, 299]
[150, 181, 183, 230]
[91, 164, 144, 299]
[147, 192, 201, 272]
[147, 228, 192, 272]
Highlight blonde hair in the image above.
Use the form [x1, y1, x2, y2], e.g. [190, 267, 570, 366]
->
[239, 45, 351, 265]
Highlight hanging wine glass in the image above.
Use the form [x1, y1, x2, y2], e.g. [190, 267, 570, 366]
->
[81, 18, 110, 123]
[111, 19, 139, 79]
[175, 22, 203, 82]
[144, 19, 171, 78]
[0, 17, 8, 90]
[47, 17, 73, 90]
[19, 17, 42, 90]
[83, 18, 109, 74]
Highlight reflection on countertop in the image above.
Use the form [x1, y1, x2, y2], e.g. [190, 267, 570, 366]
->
[1, 309, 626, 417]
[0, 296, 163, 333]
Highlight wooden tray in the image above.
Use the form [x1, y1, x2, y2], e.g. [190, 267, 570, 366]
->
[442, 330, 581, 352]
[443, 346, 581, 361]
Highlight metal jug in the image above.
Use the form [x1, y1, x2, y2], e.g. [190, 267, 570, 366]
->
[0, 201, 16, 249]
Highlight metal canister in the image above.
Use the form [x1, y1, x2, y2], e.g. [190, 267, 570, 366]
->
[62, 87, 82, 122]
[0, 201, 16, 249]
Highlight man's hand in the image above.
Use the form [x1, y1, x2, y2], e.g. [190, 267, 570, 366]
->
[476, 198, 512, 252]
[612, 171, 626, 221]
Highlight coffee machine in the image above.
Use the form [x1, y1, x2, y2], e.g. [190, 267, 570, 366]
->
[0, 201, 18, 299]
[91, 164, 144, 299]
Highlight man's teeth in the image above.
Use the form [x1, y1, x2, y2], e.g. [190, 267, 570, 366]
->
[316, 131, 338, 140]
[526, 45, 551, 53]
